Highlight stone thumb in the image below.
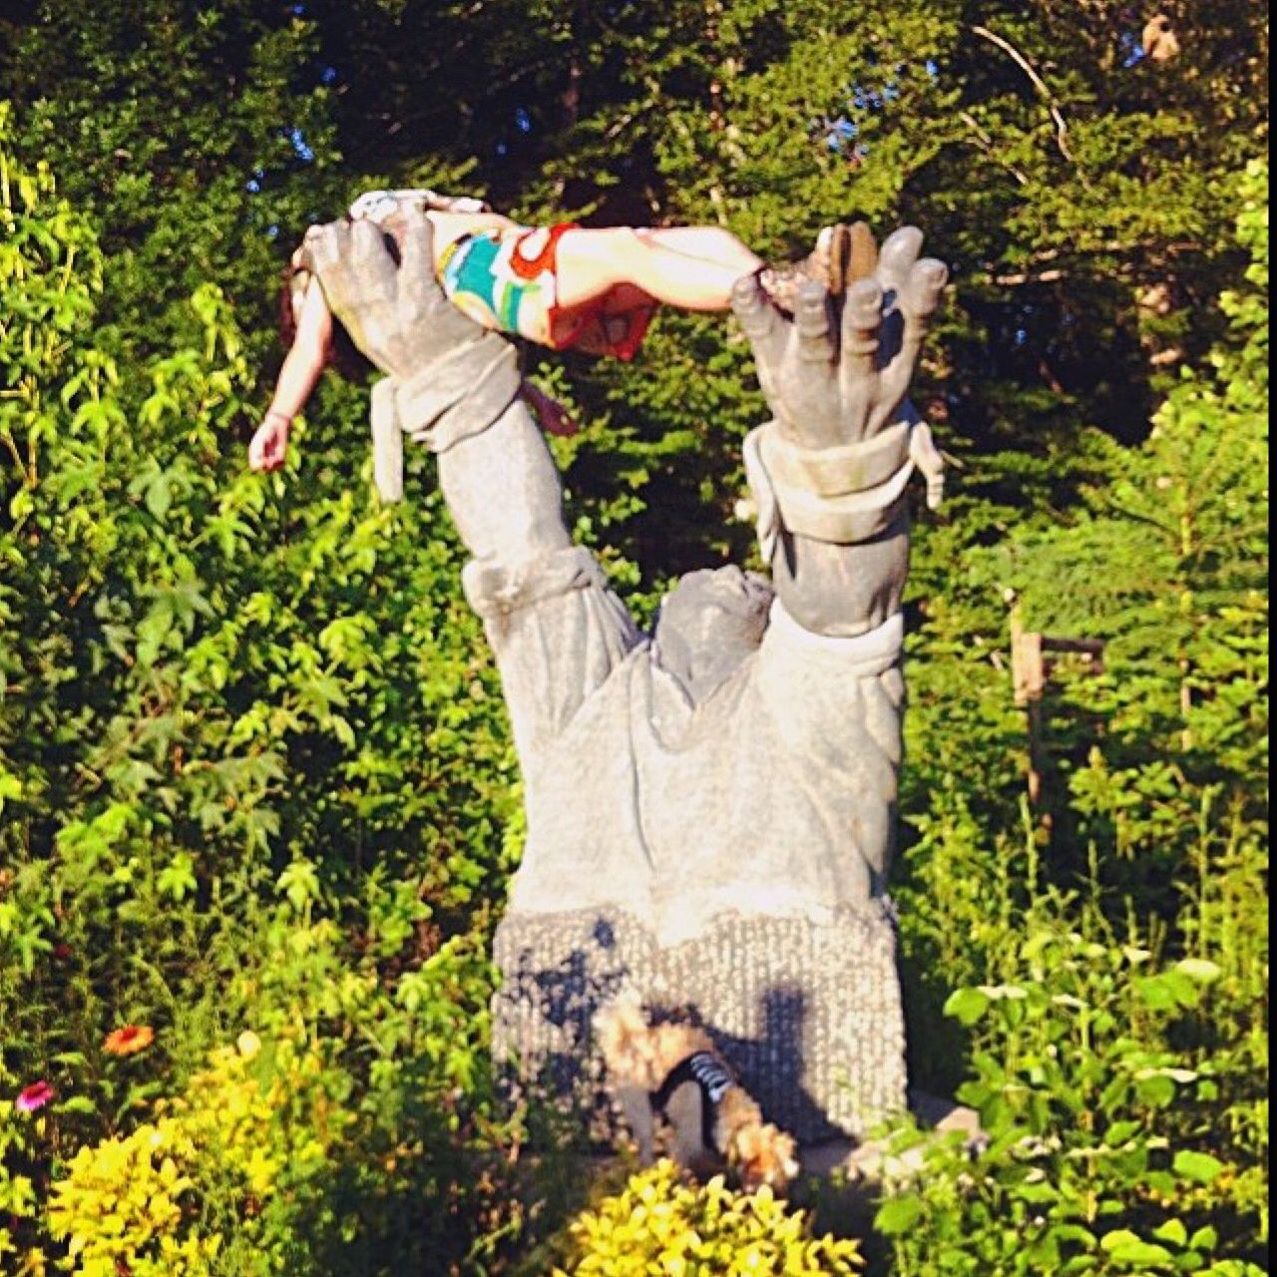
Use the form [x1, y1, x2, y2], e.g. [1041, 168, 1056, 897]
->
[398, 203, 438, 295]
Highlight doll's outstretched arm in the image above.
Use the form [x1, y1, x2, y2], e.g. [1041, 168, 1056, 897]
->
[249, 283, 331, 472]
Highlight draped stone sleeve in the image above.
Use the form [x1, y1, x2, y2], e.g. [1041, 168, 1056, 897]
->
[461, 544, 644, 770]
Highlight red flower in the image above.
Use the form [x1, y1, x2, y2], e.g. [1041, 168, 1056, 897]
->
[103, 1024, 155, 1057]
[15, 1081, 55, 1113]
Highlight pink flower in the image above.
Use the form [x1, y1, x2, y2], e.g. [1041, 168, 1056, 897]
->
[15, 1081, 54, 1113]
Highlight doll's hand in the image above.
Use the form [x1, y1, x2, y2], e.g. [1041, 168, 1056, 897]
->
[520, 380, 579, 438]
[249, 413, 290, 472]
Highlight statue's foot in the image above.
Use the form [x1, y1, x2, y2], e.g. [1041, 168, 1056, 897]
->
[755, 261, 805, 318]
[819, 222, 878, 297]
[758, 222, 878, 316]
[846, 220, 878, 285]
[818, 224, 848, 297]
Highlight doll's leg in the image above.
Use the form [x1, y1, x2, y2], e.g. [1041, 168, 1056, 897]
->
[637, 226, 763, 277]
[554, 226, 763, 313]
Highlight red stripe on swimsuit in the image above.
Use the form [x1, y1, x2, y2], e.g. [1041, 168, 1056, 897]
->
[510, 222, 655, 360]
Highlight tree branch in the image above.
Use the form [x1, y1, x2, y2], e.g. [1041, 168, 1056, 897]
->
[971, 24, 1075, 166]
[959, 109, 1029, 186]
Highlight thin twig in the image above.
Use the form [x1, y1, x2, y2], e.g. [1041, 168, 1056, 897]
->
[603, 111, 637, 142]
[972, 239, 1203, 287]
[972, 24, 1074, 164]
[989, 268, 1067, 285]
[959, 109, 1029, 186]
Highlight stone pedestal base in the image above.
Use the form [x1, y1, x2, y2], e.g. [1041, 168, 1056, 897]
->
[491, 903, 906, 1144]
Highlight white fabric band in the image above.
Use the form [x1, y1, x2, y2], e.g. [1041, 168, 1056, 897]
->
[742, 419, 944, 559]
[767, 599, 904, 676]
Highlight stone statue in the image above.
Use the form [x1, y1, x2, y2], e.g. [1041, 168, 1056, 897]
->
[300, 206, 948, 1142]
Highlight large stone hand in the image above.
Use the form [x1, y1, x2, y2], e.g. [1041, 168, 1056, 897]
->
[731, 227, 948, 452]
[730, 228, 948, 635]
[299, 204, 521, 453]
[303, 202, 569, 561]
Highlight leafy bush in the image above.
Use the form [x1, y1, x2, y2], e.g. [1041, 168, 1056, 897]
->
[880, 157, 1268, 1277]
[554, 1160, 863, 1276]
[875, 927, 1264, 1275]
[47, 1031, 345, 1277]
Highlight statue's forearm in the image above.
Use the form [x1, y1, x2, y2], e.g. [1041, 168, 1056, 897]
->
[435, 397, 572, 566]
[771, 518, 909, 637]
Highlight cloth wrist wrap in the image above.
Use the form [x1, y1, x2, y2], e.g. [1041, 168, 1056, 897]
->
[368, 342, 521, 501]
[742, 418, 944, 560]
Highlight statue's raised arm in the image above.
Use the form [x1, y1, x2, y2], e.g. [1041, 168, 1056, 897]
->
[299, 207, 570, 567]
[732, 227, 948, 636]
[302, 206, 644, 769]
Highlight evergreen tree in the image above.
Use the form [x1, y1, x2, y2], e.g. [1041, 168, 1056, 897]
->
[0, 1, 344, 363]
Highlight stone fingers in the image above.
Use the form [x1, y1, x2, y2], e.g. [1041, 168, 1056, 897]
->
[906, 257, 948, 321]
[347, 218, 399, 305]
[397, 203, 435, 292]
[792, 279, 834, 364]
[879, 255, 948, 425]
[301, 218, 396, 324]
[731, 271, 787, 375]
[401, 210, 493, 346]
[875, 226, 924, 298]
[893, 254, 947, 364]
[299, 219, 349, 289]
[842, 278, 884, 379]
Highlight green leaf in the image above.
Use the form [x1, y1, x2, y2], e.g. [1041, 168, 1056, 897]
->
[1172, 1150, 1225, 1184]
[1136, 1074, 1177, 1108]
[1153, 1219, 1188, 1246]
[1187, 1227, 1217, 1252]
[943, 987, 990, 1026]
[1173, 958, 1222, 984]
[55, 1096, 99, 1116]
[1100, 1230, 1175, 1269]
[1105, 1120, 1142, 1146]
[874, 1196, 925, 1235]
[1135, 975, 1179, 1012]
[1047, 1224, 1096, 1249]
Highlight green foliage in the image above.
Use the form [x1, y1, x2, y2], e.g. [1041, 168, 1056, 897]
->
[0, 1, 1268, 1272]
[0, 103, 531, 1274]
[882, 159, 1268, 1274]
[874, 929, 1265, 1275]
[37, 917, 524, 1276]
